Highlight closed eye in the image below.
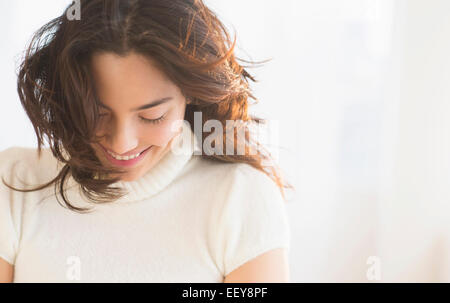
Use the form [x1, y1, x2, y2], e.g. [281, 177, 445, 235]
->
[97, 112, 167, 125]
[139, 114, 166, 124]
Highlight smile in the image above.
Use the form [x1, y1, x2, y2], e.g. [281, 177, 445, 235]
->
[107, 149, 143, 160]
[99, 145, 153, 167]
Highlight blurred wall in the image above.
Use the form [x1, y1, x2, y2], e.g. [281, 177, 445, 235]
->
[1, 0, 450, 282]
[379, 0, 450, 282]
[0, 0, 71, 148]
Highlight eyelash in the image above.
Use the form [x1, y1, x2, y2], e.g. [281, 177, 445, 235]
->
[139, 114, 166, 124]
[98, 113, 167, 125]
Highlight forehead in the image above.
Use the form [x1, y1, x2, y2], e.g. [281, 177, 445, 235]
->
[90, 51, 176, 108]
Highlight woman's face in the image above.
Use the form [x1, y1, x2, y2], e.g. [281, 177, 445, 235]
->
[90, 51, 189, 182]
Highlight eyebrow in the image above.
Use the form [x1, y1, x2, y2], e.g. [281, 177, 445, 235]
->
[99, 97, 173, 112]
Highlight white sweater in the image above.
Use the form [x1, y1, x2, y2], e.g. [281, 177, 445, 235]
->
[0, 126, 291, 282]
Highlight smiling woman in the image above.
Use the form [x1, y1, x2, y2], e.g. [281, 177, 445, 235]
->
[88, 51, 190, 181]
[0, 0, 292, 283]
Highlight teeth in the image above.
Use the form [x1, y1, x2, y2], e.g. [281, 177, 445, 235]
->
[107, 150, 141, 161]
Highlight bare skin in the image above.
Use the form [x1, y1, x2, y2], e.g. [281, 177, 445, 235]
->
[223, 248, 290, 283]
[0, 258, 13, 283]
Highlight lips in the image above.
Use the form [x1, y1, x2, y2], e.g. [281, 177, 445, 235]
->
[99, 144, 153, 167]
[101, 144, 147, 157]
[106, 148, 143, 160]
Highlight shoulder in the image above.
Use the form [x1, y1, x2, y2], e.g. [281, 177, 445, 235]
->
[186, 155, 284, 202]
[0, 146, 58, 266]
[187, 155, 261, 179]
[0, 146, 59, 185]
[198, 159, 291, 276]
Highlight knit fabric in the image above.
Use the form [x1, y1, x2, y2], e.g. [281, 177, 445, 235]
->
[0, 126, 290, 282]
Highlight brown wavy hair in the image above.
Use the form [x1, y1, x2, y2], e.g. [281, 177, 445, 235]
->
[3, 0, 294, 213]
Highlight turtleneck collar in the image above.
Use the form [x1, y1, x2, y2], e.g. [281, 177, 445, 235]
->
[110, 124, 202, 203]
[62, 124, 202, 207]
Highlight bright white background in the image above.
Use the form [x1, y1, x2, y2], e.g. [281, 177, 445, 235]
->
[1, 0, 450, 282]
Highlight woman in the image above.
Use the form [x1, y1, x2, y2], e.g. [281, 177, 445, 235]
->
[0, 0, 293, 282]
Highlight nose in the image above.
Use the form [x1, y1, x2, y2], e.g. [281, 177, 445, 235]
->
[105, 120, 139, 155]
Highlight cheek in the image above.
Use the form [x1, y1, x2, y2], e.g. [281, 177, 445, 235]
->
[140, 120, 182, 147]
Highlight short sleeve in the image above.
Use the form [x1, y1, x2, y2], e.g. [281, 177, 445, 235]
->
[0, 147, 25, 265]
[219, 165, 291, 277]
